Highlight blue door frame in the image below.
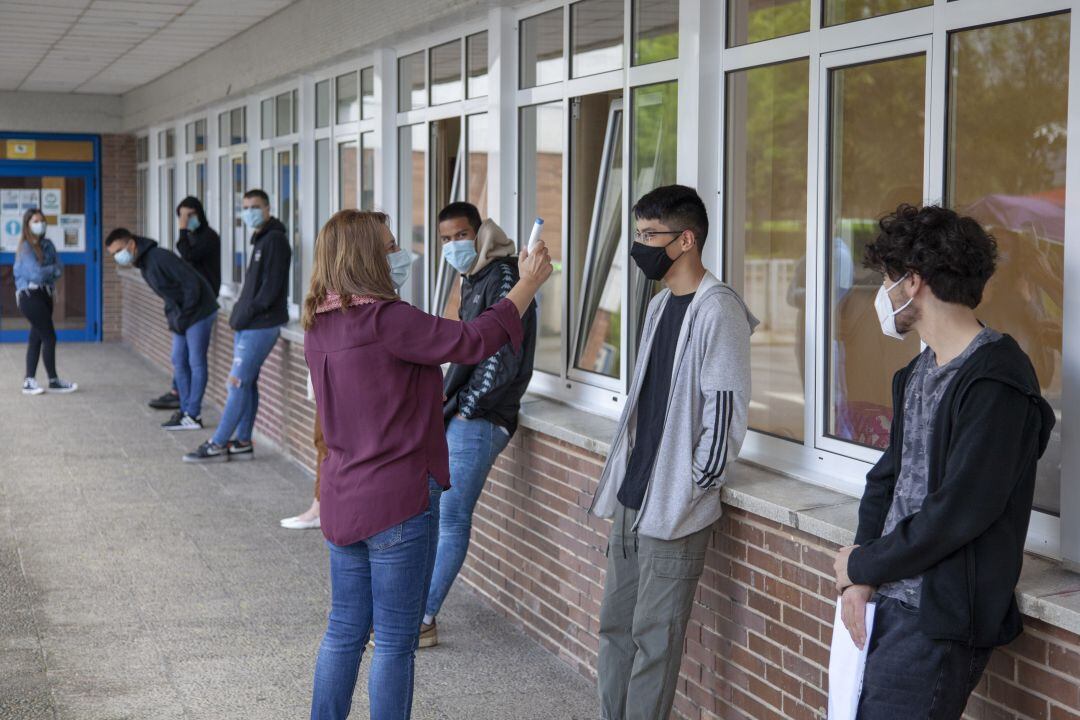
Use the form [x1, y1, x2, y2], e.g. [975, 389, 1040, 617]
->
[0, 133, 101, 343]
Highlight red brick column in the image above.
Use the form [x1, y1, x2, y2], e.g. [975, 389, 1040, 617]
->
[100, 134, 136, 341]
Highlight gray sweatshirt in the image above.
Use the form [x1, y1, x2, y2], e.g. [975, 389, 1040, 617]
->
[590, 272, 757, 541]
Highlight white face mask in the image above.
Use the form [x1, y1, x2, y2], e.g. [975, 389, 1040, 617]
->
[387, 248, 412, 290]
[874, 273, 914, 340]
[29, 220, 46, 236]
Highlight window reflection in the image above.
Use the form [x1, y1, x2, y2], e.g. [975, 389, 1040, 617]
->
[521, 9, 564, 88]
[947, 13, 1069, 514]
[467, 32, 489, 98]
[727, 0, 810, 47]
[571, 0, 624, 79]
[336, 72, 359, 124]
[633, 0, 678, 65]
[430, 40, 462, 105]
[398, 52, 426, 112]
[824, 0, 930, 27]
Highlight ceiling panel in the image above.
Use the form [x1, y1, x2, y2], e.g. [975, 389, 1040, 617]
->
[5, 0, 295, 94]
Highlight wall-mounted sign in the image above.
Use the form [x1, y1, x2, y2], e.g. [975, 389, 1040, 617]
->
[6, 140, 36, 159]
[1, 214, 22, 252]
[41, 188, 62, 215]
[58, 214, 85, 252]
[0, 190, 18, 213]
[20, 189, 40, 212]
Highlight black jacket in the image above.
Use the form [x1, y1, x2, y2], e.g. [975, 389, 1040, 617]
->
[848, 334, 1055, 648]
[443, 257, 537, 436]
[132, 236, 218, 334]
[229, 217, 291, 331]
[177, 224, 221, 296]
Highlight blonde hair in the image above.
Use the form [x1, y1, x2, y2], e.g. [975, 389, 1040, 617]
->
[302, 210, 398, 329]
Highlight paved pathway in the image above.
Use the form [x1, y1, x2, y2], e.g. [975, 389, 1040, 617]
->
[0, 343, 596, 719]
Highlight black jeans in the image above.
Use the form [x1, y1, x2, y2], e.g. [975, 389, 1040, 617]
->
[17, 288, 57, 380]
[858, 595, 992, 720]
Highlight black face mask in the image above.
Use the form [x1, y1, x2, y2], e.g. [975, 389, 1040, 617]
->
[630, 235, 683, 281]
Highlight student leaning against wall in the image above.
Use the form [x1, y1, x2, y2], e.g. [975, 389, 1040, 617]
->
[14, 208, 78, 395]
[303, 209, 551, 720]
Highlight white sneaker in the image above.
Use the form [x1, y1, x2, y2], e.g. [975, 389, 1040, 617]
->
[280, 515, 321, 530]
[21, 378, 44, 395]
[46, 378, 78, 393]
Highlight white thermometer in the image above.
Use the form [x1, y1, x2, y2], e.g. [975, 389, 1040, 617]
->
[527, 217, 544, 252]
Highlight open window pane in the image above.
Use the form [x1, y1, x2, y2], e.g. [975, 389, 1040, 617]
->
[521, 8, 564, 89]
[338, 140, 358, 211]
[571, 0, 623, 79]
[360, 131, 376, 211]
[826, 54, 925, 449]
[824, 0, 931, 27]
[630, 81, 678, 345]
[398, 52, 426, 112]
[726, 60, 809, 441]
[336, 71, 359, 124]
[466, 114, 489, 219]
[520, 102, 565, 374]
[572, 94, 624, 379]
[361, 67, 375, 120]
[315, 79, 330, 128]
[431, 117, 463, 304]
[430, 40, 462, 106]
[727, 0, 810, 47]
[633, 0, 678, 65]
[398, 124, 427, 309]
[947, 13, 1069, 514]
[467, 32, 489, 98]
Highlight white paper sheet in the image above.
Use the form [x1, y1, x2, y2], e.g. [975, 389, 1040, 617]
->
[827, 599, 876, 720]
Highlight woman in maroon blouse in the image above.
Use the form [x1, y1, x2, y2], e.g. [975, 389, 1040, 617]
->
[304, 210, 551, 719]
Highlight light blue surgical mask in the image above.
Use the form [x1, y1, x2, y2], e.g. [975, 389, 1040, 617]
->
[114, 248, 134, 267]
[241, 207, 265, 229]
[186, 215, 200, 232]
[442, 239, 478, 275]
[387, 248, 412, 290]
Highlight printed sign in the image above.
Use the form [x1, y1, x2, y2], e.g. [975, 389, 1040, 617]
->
[41, 188, 62, 215]
[1, 214, 22, 252]
[20, 189, 40, 212]
[45, 225, 64, 249]
[6, 140, 35, 159]
[0, 190, 19, 213]
[58, 214, 85, 251]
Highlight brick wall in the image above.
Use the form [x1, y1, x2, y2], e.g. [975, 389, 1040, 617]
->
[100, 134, 136, 341]
[116, 276, 1080, 719]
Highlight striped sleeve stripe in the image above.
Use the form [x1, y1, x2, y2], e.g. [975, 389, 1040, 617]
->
[698, 390, 726, 486]
[698, 390, 733, 488]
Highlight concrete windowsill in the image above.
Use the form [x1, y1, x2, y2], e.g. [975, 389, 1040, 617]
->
[116, 267, 1080, 638]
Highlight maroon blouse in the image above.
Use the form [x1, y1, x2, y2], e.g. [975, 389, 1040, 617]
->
[304, 297, 523, 546]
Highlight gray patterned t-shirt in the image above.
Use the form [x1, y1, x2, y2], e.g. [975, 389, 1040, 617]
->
[877, 327, 1002, 607]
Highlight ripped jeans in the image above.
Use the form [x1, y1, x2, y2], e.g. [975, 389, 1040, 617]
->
[211, 326, 281, 447]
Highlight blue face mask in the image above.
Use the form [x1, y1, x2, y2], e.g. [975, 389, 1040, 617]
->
[241, 207, 265, 229]
[186, 215, 200, 232]
[387, 248, 412, 290]
[442, 239, 478, 274]
[114, 248, 134, 266]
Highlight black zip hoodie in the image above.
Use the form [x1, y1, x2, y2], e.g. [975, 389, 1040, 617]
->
[177, 223, 221, 296]
[442, 256, 537, 436]
[132, 235, 218, 334]
[848, 334, 1055, 647]
[229, 217, 291, 331]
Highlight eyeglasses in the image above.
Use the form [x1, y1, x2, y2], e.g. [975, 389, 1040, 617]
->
[633, 229, 685, 244]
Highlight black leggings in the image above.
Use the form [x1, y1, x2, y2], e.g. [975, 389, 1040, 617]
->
[17, 288, 57, 380]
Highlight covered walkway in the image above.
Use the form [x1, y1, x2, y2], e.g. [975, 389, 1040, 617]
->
[0, 343, 596, 720]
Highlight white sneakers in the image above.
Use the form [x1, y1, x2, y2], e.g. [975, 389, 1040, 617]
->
[280, 515, 321, 530]
[23, 378, 79, 395]
[22, 378, 44, 395]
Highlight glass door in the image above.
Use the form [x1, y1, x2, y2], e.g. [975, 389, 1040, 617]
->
[0, 143, 100, 342]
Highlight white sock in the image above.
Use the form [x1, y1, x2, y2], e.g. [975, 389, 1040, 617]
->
[422, 614, 435, 626]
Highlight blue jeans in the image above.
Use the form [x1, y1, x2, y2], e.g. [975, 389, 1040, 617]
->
[211, 326, 280, 446]
[425, 417, 510, 618]
[311, 479, 442, 720]
[170, 312, 215, 418]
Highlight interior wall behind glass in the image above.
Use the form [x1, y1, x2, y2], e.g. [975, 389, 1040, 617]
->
[467, 114, 489, 218]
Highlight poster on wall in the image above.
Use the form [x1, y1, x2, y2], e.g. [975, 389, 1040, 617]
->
[41, 188, 62, 215]
[20, 189, 40, 212]
[1, 190, 19, 213]
[45, 225, 64, 249]
[58, 214, 85, 251]
[1, 213, 22, 252]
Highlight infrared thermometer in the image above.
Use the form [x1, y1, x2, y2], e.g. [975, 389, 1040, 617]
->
[527, 217, 544, 252]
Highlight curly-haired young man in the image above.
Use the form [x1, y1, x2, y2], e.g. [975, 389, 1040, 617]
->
[832, 204, 1056, 719]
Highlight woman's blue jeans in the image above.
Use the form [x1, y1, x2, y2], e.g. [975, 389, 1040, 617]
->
[311, 479, 442, 720]
[210, 326, 280, 446]
[425, 417, 510, 619]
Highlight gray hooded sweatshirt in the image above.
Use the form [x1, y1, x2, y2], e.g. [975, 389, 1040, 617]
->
[589, 272, 758, 541]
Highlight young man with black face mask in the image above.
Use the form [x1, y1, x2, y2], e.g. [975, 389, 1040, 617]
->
[589, 185, 757, 720]
[833, 204, 1055, 720]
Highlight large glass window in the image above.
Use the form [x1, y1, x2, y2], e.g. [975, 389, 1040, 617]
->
[520, 102, 565, 374]
[430, 40, 463, 106]
[632, 0, 678, 65]
[360, 131, 376, 211]
[521, 8, 565, 89]
[466, 114, 489, 218]
[947, 13, 1069, 514]
[398, 52, 426, 112]
[726, 60, 809, 441]
[185, 119, 206, 153]
[337, 71, 359, 124]
[728, 0, 810, 47]
[361, 67, 376, 120]
[338, 140, 358, 211]
[571, 0, 624, 79]
[186, 159, 207, 202]
[824, 0, 931, 27]
[315, 137, 330, 231]
[572, 93, 624, 380]
[398, 124, 427, 308]
[230, 107, 246, 145]
[467, 32, 489, 98]
[315, 79, 330, 128]
[158, 164, 175, 246]
[431, 117, 464, 314]
[826, 53, 925, 449]
[136, 167, 148, 236]
[229, 155, 247, 284]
